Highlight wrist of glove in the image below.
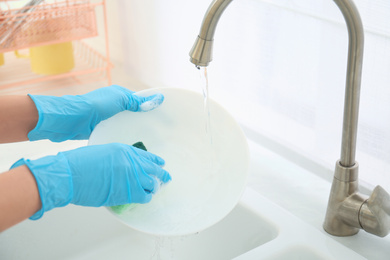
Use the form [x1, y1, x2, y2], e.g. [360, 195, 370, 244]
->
[10, 143, 171, 220]
[28, 85, 164, 142]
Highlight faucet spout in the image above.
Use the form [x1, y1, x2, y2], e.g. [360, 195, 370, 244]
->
[189, 0, 233, 66]
[190, 0, 390, 238]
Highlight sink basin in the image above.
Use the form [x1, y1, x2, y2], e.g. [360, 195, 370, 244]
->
[263, 245, 328, 260]
[0, 189, 277, 260]
[0, 187, 365, 260]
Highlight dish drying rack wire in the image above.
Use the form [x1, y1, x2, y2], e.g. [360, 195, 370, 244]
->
[0, 0, 112, 90]
[0, 0, 99, 51]
[0, 40, 111, 91]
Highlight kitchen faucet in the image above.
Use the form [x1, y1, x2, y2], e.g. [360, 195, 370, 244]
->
[189, 0, 390, 237]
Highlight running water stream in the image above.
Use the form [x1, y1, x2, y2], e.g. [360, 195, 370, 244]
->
[198, 66, 213, 146]
[197, 66, 218, 173]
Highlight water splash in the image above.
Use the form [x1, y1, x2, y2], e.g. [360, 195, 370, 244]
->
[150, 237, 164, 260]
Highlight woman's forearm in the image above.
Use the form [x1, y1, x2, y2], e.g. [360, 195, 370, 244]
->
[0, 95, 38, 143]
[0, 165, 41, 232]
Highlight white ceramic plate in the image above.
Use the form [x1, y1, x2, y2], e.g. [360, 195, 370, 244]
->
[88, 88, 249, 236]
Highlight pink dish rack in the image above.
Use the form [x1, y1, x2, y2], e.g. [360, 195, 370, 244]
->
[0, 0, 112, 91]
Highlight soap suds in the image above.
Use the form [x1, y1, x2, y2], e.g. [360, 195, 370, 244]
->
[139, 94, 164, 112]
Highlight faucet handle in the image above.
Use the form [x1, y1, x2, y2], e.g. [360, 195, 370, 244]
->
[359, 185, 390, 237]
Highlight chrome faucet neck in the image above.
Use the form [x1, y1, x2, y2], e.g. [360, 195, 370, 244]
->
[189, 0, 364, 167]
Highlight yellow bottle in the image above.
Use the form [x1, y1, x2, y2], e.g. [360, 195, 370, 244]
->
[29, 42, 75, 75]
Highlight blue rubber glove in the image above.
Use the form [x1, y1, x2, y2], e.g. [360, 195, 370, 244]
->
[28, 85, 164, 142]
[10, 143, 171, 220]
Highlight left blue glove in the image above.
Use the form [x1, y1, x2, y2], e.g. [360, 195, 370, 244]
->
[28, 85, 164, 142]
[10, 143, 171, 220]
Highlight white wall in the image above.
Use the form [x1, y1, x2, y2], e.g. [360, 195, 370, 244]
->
[115, 0, 211, 89]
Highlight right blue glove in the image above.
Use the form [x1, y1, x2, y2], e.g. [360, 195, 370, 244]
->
[28, 85, 164, 142]
[10, 143, 171, 220]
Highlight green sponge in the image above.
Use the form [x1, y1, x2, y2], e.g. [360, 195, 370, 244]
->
[109, 142, 147, 215]
[109, 203, 136, 214]
[132, 141, 147, 151]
